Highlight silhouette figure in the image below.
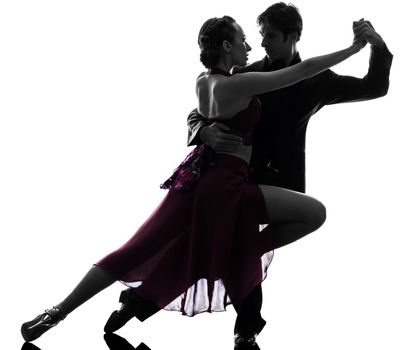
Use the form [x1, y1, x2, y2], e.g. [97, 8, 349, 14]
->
[20, 5, 390, 350]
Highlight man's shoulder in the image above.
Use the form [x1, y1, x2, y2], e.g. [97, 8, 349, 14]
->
[232, 57, 267, 74]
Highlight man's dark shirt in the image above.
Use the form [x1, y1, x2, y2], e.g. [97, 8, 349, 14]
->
[187, 45, 393, 193]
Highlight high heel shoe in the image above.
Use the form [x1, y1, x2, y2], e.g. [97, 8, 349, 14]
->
[21, 307, 65, 342]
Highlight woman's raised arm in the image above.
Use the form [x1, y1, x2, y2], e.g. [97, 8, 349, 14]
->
[221, 43, 363, 98]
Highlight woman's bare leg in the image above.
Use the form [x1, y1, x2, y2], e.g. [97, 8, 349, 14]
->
[258, 184, 326, 248]
[21, 265, 116, 342]
[55, 264, 116, 316]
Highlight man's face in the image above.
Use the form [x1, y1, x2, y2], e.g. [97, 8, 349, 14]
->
[260, 21, 297, 64]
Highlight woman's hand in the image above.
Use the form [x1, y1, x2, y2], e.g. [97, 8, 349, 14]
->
[352, 18, 372, 51]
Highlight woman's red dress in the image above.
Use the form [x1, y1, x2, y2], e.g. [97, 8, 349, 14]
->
[96, 68, 275, 316]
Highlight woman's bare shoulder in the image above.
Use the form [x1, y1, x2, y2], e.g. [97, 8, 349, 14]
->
[196, 73, 229, 95]
[196, 72, 208, 89]
[197, 71, 208, 79]
[196, 74, 252, 118]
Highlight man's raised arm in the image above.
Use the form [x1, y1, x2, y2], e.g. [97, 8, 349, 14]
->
[322, 20, 393, 105]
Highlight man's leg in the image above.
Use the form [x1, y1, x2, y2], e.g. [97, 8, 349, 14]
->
[232, 223, 308, 340]
[232, 222, 311, 339]
[233, 284, 266, 337]
[233, 184, 326, 342]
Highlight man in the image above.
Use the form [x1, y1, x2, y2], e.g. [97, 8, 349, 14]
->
[186, 2, 392, 348]
[104, 3, 392, 349]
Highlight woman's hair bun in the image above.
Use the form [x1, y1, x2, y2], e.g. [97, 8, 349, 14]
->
[197, 16, 237, 69]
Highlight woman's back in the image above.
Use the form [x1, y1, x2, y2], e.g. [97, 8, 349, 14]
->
[196, 69, 252, 120]
[197, 67, 262, 163]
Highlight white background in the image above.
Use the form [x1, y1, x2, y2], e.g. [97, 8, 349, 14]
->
[1, 0, 412, 349]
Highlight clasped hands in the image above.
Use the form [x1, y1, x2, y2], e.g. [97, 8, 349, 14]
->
[353, 18, 386, 49]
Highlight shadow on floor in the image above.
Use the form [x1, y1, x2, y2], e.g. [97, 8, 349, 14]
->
[104, 333, 151, 350]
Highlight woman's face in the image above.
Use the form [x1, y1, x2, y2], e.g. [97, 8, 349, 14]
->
[229, 22, 251, 67]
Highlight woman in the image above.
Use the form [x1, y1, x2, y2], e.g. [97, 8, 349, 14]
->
[21, 16, 365, 342]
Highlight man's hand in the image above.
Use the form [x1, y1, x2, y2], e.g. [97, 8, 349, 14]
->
[200, 122, 243, 152]
[353, 19, 386, 49]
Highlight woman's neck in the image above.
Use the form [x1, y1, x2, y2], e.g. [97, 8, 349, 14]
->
[214, 60, 232, 74]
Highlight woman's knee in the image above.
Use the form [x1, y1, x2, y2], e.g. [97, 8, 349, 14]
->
[306, 198, 327, 230]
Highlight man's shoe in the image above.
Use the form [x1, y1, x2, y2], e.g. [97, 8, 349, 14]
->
[105, 288, 160, 333]
[21, 307, 65, 342]
[104, 289, 140, 333]
[234, 333, 258, 349]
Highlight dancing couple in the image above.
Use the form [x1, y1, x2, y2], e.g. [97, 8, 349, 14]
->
[21, 3, 392, 349]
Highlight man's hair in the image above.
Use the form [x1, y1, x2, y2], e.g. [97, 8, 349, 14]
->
[257, 2, 303, 41]
[198, 16, 237, 69]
